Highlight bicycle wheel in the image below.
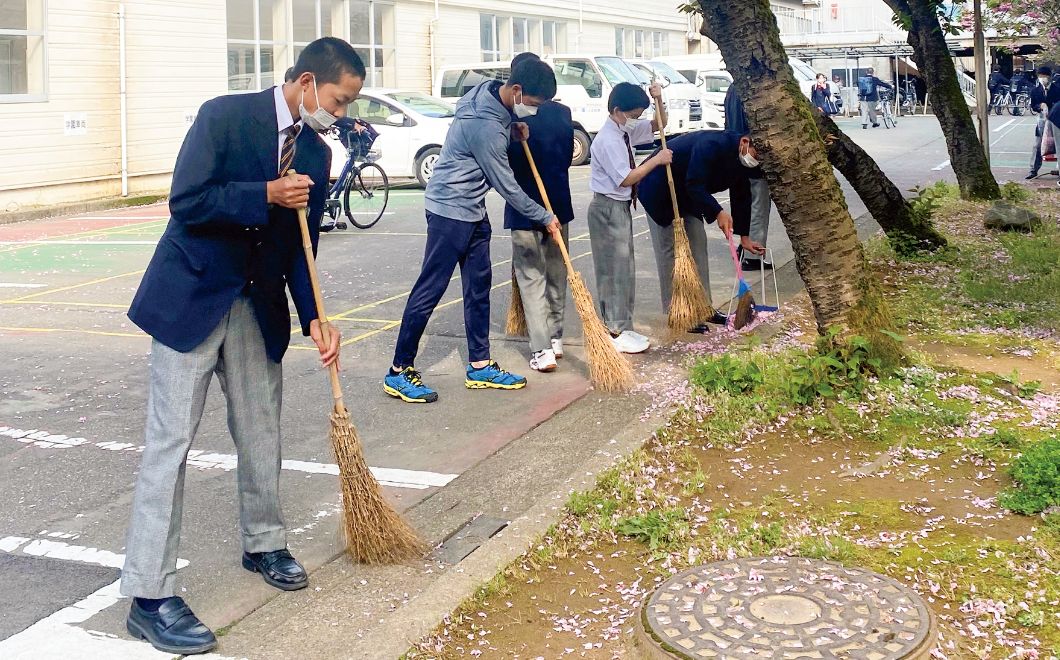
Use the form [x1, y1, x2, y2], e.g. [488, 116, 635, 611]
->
[343, 162, 389, 229]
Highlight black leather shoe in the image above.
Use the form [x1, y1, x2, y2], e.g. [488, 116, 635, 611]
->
[242, 548, 308, 591]
[1025, 171, 1038, 180]
[706, 311, 729, 325]
[687, 323, 710, 334]
[741, 259, 774, 271]
[126, 597, 217, 655]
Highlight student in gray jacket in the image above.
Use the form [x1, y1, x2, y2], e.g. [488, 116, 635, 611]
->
[384, 59, 562, 404]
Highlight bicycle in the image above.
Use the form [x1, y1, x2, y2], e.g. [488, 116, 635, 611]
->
[878, 89, 898, 129]
[899, 80, 918, 115]
[990, 85, 1014, 115]
[322, 119, 389, 231]
[1011, 91, 1030, 116]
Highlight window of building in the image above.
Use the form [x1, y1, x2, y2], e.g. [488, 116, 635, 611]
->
[1, 0, 47, 101]
[512, 17, 527, 55]
[542, 20, 556, 55]
[650, 31, 667, 57]
[480, 13, 500, 62]
[294, 0, 342, 60]
[350, 0, 395, 87]
[633, 30, 644, 58]
[227, 0, 289, 92]
[614, 27, 624, 57]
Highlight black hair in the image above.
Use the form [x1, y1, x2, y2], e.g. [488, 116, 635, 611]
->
[284, 67, 295, 82]
[291, 37, 366, 84]
[509, 59, 557, 99]
[607, 82, 650, 113]
[991, 64, 1000, 72]
[1038, 66, 1054, 76]
[511, 52, 540, 70]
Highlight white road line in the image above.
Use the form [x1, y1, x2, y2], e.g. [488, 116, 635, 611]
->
[0, 240, 158, 246]
[932, 159, 951, 171]
[0, 283, 47, 288]
[992, 118, 1017, 132]
[0, 425, 458, 490]
[0, 536, 188, 571]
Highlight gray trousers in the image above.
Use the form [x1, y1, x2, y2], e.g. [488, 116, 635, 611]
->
[860, 100, 879, 126]
[512, 224, 569, 353]
[647, 215, 713, 310]
[121, 296, 286, 598]
[744, 177, 771, 263]
[587, 193, 636, 334]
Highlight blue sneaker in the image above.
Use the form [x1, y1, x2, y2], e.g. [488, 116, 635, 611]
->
[384, 367, 438, 403]
[465, 360, 527, 390]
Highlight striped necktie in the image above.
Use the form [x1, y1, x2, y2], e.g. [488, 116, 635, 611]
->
[279, 124, 299, 176]
[623, 132, 638, 209]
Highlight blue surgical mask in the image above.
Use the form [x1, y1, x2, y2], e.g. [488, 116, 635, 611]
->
[299, 76, 338, 132]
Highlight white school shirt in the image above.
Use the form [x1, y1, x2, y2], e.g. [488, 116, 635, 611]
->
[273, 85, 303, 170]
[589, 117, 654, 201]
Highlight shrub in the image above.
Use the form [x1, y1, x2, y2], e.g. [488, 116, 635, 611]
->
[999, 438, 1060, 515]
[690, 354, 764, 395]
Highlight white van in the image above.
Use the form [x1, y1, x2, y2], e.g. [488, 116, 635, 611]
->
[625, 58, 722, 133]
[655, 54, 817, 114]
[435, 55, 654, 166]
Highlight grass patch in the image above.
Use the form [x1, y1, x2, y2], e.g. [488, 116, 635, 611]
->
[1000, 437, 1060, 515]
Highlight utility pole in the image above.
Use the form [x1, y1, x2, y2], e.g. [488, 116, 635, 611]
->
[973, 0, 990, 164]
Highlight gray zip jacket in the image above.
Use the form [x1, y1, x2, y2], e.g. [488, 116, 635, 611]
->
[425, 81, 552, 226]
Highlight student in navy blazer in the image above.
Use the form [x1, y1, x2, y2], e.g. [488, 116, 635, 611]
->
[120, 38, 364, 656]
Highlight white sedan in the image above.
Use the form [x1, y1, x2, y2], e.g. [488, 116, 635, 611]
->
[327, 89, 454, 187]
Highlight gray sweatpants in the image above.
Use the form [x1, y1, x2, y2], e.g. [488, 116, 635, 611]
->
[511, 224, 569, 353]
[647, 214, 713, 310]
[860, 99, 879, 126]
[587, 193, 636, 334]
[121, 296, 286, 598]
[744, 177, 771, 263]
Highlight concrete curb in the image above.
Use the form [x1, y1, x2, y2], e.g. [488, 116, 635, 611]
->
[0, 194, 167, 226]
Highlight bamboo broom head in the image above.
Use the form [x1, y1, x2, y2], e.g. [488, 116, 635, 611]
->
[667, 220, 713, 332]
[330, 406, 426, 563]
[733, 291, 756, 330]
[566, 270, 636, 393]
[505, 274, 529, 336]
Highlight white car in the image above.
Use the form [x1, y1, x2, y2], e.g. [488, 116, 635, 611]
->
[327, 89, 454, 187]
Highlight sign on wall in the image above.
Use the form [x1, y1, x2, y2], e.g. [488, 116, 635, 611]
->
[63, 113, 88, 136]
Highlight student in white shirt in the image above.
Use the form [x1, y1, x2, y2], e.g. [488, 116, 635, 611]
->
[587, 82, 671, 354]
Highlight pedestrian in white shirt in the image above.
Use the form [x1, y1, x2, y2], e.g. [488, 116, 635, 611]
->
[587, 82, 671, 354]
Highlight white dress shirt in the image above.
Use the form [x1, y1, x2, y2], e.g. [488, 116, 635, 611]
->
[589, 117, 654, 201]
[273, 85, 302, 171]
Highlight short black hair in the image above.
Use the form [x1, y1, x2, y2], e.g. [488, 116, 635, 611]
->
[284, 67, 295, 82]
[509, 59, 556, 99]
[608, 82, 650, 113]
[1038, 66, 1053, 76]
[291, 37, 366, 84]
[511, 52, 540, 70]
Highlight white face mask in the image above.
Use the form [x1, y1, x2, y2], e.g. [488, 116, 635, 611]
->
[299, 76, 338, 132]
[513, 91, 538, 118]
[739, 151, 760, 169]
[622, 116, 644, 134]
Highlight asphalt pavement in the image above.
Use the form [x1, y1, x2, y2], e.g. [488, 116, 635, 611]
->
[0, 111, 1048, 659]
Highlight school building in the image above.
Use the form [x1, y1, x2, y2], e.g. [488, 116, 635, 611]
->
[0, 0, 691, 212]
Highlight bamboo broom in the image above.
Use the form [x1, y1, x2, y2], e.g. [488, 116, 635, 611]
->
[520, 142, 635, 393]
[292, 171, 425, 563]
[653, 99, 713, 332]
[505, 269, 528, 336]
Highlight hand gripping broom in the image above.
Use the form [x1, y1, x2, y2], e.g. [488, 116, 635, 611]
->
[520, 142, 635, 393]
[291, 171, 425, 563]
[653, 102, 713, 332]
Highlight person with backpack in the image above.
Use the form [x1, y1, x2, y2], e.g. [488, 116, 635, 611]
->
[858, 67, 892, 129]
[1028, 66, 1060, 179]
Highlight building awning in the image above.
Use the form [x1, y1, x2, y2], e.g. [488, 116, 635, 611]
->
[786, 40, 962, 59]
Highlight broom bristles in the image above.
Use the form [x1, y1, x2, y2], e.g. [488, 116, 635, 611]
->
[330, 407, 427, 563]
[733, 291, 756, 330]
[667, 220, 713, 331]
[567, 271, 635, 393]
[505, 274, 528, 336]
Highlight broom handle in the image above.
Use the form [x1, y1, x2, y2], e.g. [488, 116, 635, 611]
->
[289, 170, 345, 412]
[725, 232, 746, 281]
[652, 87, 682, 226]
[520, 141, 575, 271]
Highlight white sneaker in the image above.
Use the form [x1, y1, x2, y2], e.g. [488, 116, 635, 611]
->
[530, 349, 558, 372]
[626, 330, 650, 345]
[551, 338, 564, 358]
[611, 331, 650, 354]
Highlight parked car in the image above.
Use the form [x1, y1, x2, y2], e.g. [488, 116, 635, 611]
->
[625, 59, 710, 133]
[436, 55, 657, 166]
[326, 89, 454, 187]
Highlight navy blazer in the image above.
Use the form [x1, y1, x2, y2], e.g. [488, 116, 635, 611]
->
[639, 131, 752, 237]
[504, 101, 575, 230]
[128, 88, 330, 363]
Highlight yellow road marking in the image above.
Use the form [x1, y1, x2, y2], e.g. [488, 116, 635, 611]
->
[0, 300, 129, 309]
[1, 269, 145, 304]
[0, 326, 145, 338]
[0, 218, 166, 255]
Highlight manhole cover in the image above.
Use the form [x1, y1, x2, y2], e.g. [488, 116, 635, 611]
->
[637, 557, 935, 659]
